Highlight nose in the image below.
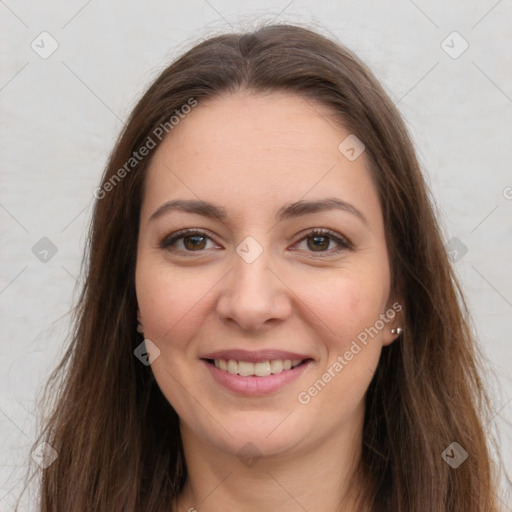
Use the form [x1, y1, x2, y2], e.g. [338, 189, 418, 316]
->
[215, 247, 292, 332]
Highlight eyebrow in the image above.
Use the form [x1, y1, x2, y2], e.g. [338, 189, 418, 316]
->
[148, 197, 368, 225]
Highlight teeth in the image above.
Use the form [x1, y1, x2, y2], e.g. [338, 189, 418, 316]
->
[227, 359, 238, 374]
[254, 361, 271, 377]
[212, 358, 304, 376]
[238, 361, 254, 377]
[270, 359, 283, 373]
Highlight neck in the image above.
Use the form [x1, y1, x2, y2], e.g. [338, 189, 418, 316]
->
[173, 413, 368, 512]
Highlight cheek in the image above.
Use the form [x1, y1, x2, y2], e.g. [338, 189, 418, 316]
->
[135, 260, 216, 412]
[295, 274, 386, 414]
[135, 258, 216, 346]
[293, 266, 389, 346]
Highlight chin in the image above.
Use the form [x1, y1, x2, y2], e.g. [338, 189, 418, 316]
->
[195, 411, 311, 459]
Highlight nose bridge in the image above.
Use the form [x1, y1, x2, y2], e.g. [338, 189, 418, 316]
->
[233, 242, 273, 294]
[216, 236, 291, 330]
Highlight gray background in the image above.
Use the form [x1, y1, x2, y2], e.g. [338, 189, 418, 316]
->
[1, 1, 511, 509]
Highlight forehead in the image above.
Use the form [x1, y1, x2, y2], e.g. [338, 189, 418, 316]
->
[142, 91, 381, 225]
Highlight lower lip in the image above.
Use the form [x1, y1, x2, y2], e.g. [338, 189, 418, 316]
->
[202, 360, 311, 396]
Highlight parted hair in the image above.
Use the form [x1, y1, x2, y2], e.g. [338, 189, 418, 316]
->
[26, 23, 501, 511]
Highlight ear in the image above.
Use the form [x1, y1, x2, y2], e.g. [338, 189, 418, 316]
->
[381, 297, 404, 347]
[137, 307, 143, 324]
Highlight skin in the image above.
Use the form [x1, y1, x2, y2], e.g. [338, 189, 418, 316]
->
[135, 91, 401, 512]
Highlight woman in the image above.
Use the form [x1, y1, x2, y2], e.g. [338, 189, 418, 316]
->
[30, 24, 501, 511]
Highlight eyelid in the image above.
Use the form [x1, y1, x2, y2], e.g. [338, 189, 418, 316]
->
[158, 227, 352, 255]
[291, 228, 352, 255]
[158, 228, 220, 251]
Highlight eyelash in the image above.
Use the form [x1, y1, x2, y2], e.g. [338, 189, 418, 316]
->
[158, 228, 352, 257]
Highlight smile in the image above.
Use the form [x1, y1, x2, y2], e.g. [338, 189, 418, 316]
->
[202, 357, 312, 396]
[211, 358, 304, 377]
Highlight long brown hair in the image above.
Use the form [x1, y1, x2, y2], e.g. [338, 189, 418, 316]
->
[26, 23, 501, 511]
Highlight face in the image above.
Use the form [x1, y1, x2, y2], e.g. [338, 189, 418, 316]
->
[135, 91, 401, 460]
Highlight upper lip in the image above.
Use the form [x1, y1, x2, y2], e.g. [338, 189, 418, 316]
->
[200, 349, 313, 363]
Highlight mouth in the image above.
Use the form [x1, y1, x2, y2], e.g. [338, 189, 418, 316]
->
[203, 357, 312, 377]
[200, 353, 313, 396]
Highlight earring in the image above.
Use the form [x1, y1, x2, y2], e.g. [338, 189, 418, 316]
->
[137, 323, 144, 334]
[391, 327, 403, 336]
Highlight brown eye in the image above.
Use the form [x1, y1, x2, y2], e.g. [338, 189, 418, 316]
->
[183, 235, 207, 250]
[293, 228, 352, 256]
[307, 235, 330, 251]
[159, 229, 218, 253]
